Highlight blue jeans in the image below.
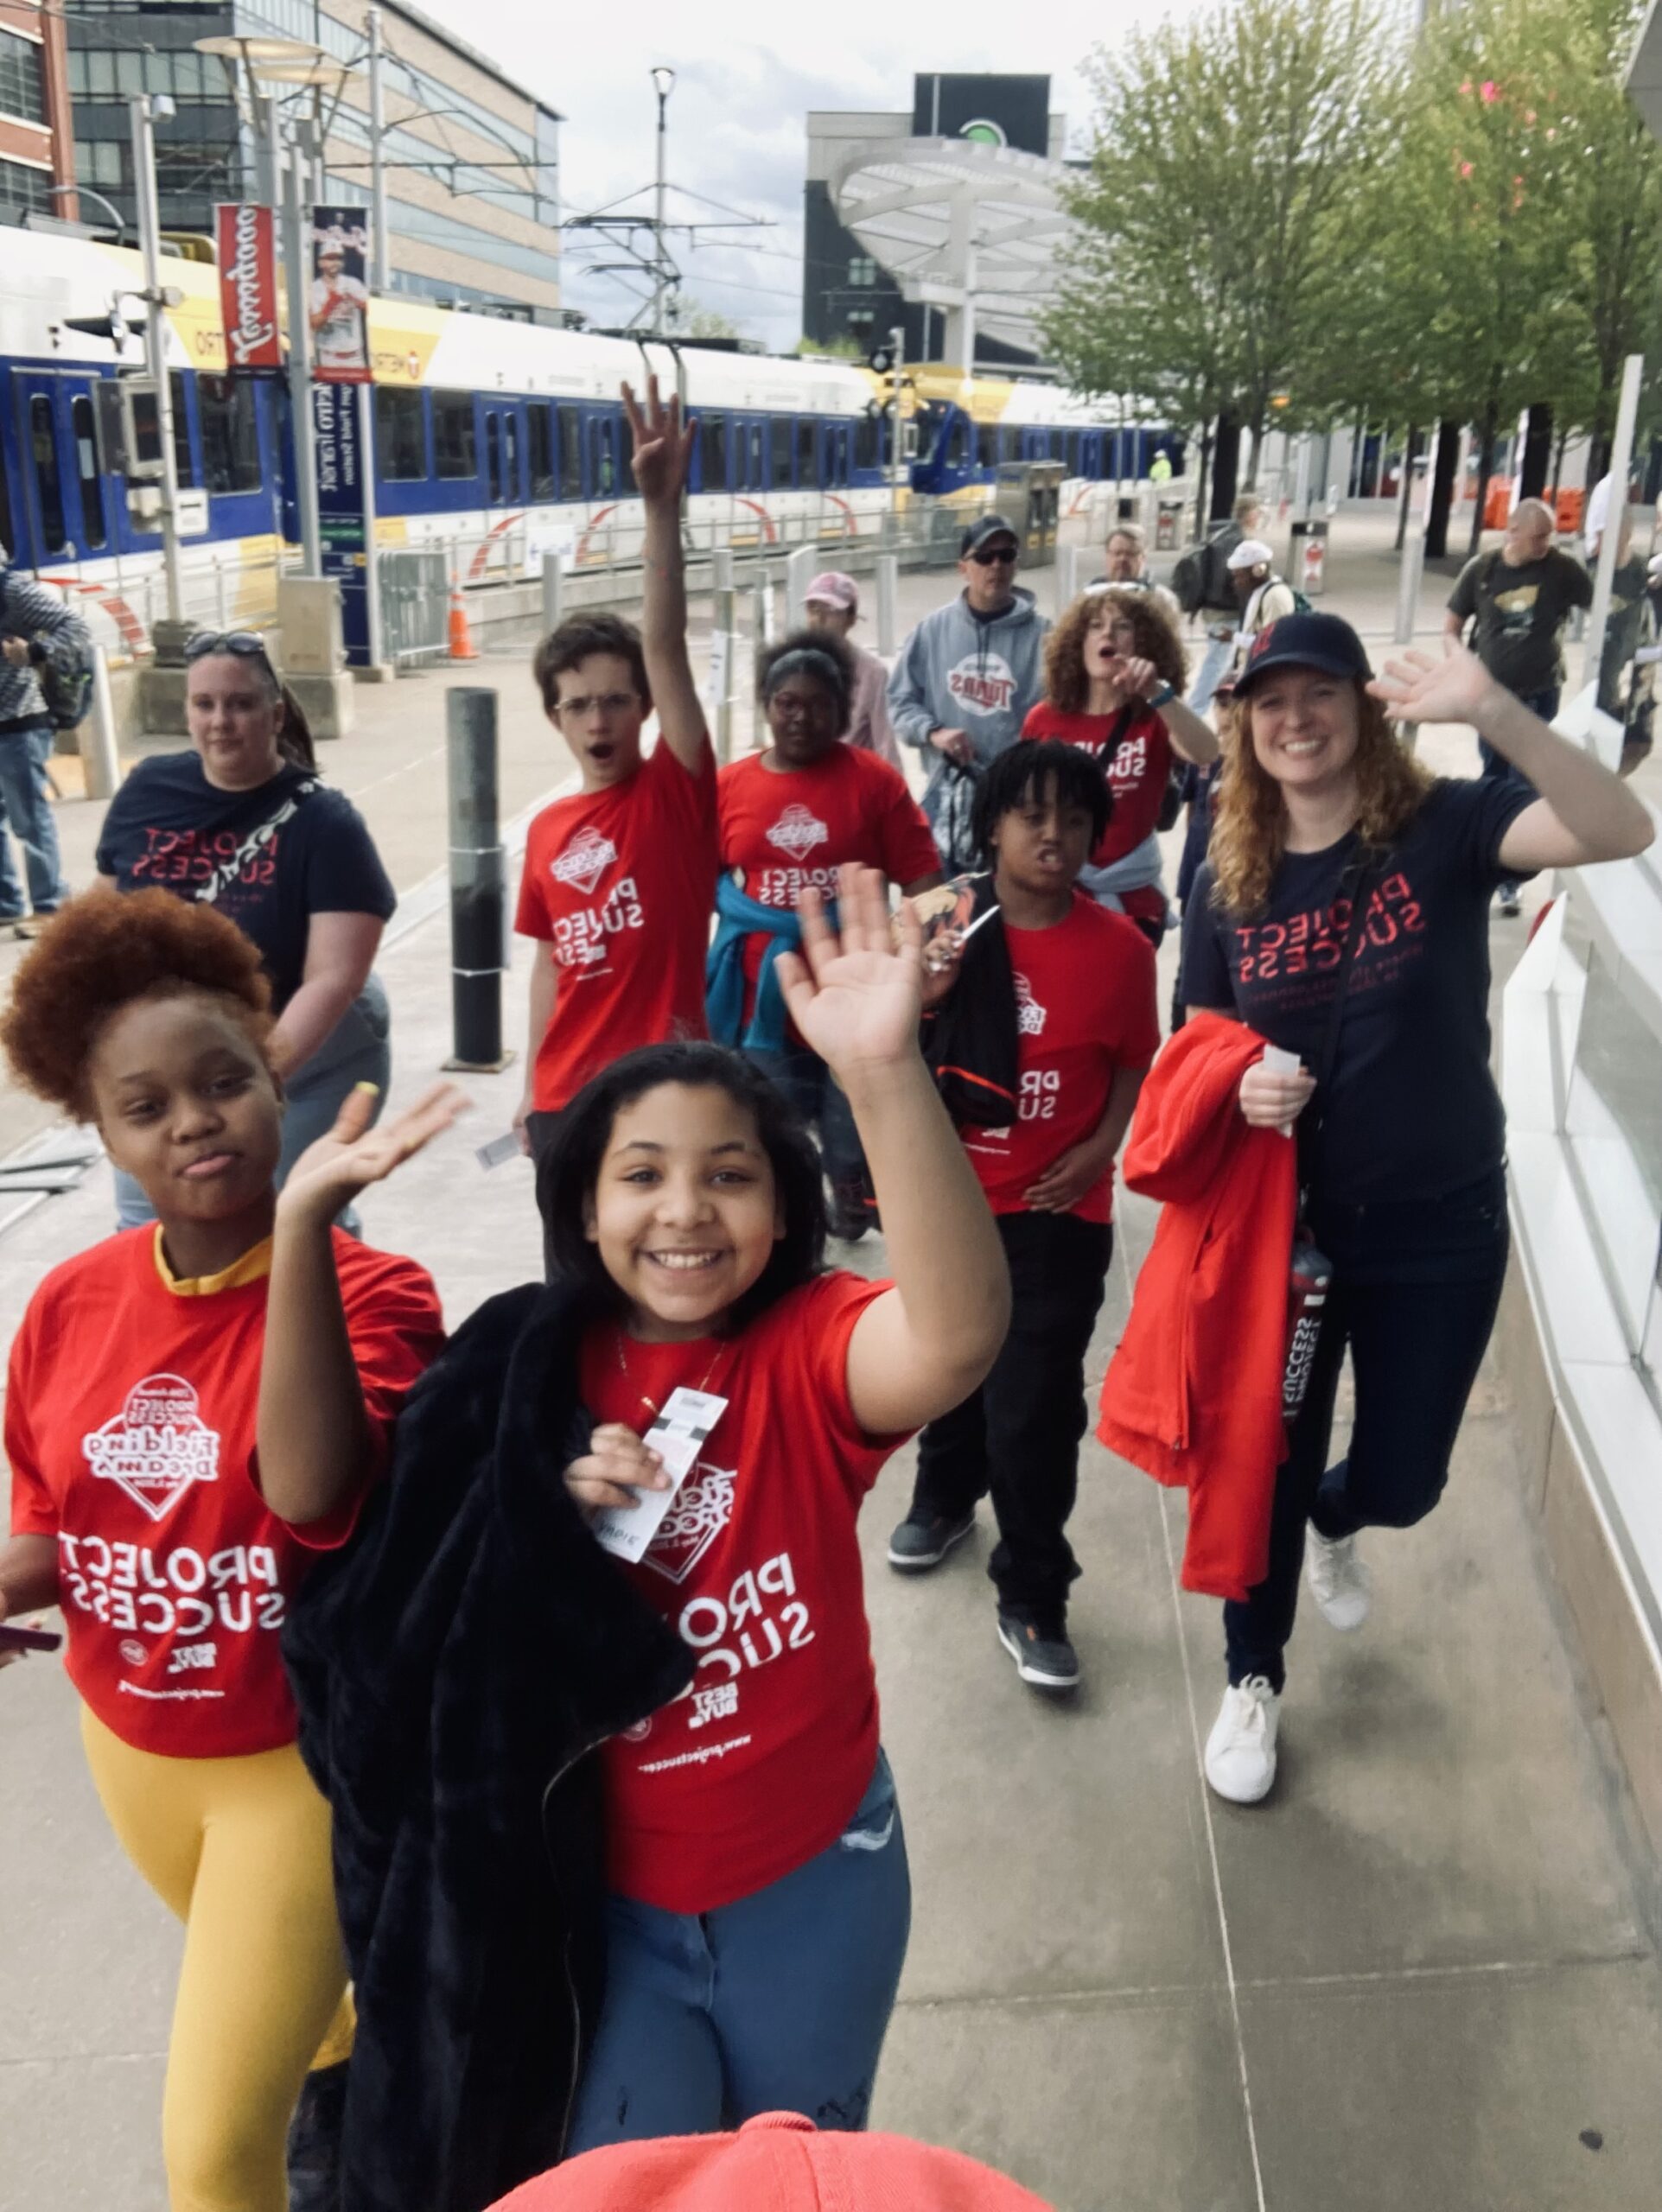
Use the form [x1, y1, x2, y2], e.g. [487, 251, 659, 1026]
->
[0, 721, 70, 918]
[566, 1751, 910, 2150]
[114, 978, 391, 1233]
[1188, 632, 1235, 715]
[747, 1043, 865, 1201]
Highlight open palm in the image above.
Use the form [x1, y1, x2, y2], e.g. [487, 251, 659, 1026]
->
[776, 866, 923, 1082]
[280, 1081, 468, 1221]
[621, 374, 694, 506]
[1367, 641, 1498, 726]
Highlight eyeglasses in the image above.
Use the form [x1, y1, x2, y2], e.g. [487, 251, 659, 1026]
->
[555, 690, 640, 720]
[186, 630, 272, 666]
[969, 544, 1018, 568]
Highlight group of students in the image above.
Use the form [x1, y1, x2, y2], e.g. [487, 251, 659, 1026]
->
[0, 378, 1653, 2212]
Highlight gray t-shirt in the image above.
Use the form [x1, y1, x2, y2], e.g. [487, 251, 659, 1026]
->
[1448, 547, 1592, 699]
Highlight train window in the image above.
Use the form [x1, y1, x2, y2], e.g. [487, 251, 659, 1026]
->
[557, 404, 582, 499]
[770, 418, 792, 489]
[855, 408, 880, 473]
[945, 416, 969, 471]
[589, 416, 616, 497]
[1048, 429, 1064, 461]
[833, 426, 850, 485]
[197, 375, 260, 497]
[484, 412, 501, 502]
[29, 397, 67, 553]
[0, 414, 12, 550]
[71, 394, 106, 550]
[976, 423, 997, 470]
[526, 404, 555, 499]
[796, 418, 817, 488]
[170, 372, 195, 489]
[748, 422, 763, 491]
[1066, 431, 1082, 475]
[700, 412, 727, 492]
[503, 413, 519, 501]
[375, 388, 427, 480]
[434, 391, 477, 479]
[999, 426, 1019, 465]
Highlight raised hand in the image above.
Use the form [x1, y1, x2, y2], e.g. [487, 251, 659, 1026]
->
[564, 1423, 669, 1516]
[277, 1080, 468, 1225]
[775, 864, 924, 1084]
[1367, 640, 1501, 728]
[621, 374, 695, 508]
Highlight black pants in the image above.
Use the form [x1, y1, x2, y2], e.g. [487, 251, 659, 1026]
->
[910, 1211, 1112, 1615]
[1224, 1171, 1510, 1692]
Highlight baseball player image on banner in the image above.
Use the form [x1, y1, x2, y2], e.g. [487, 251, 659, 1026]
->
[309, 208, 372, 382]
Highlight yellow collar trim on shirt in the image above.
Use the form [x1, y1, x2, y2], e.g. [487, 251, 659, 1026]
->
[152, 1225, 274, 1296]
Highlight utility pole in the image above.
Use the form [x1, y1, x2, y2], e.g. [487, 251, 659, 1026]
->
[130, 92, 184, 625]
[650, 66, 674, 337]
[367, 5, 389, 292]
[280, 125, 322, 575]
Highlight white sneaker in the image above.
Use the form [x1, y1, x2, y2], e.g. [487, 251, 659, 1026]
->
[1204, 1677, 1281, 1803]
[1306, 1528, 1372, 1631]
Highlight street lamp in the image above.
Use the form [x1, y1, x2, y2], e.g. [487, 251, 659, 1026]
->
[651, 66, 674, 339]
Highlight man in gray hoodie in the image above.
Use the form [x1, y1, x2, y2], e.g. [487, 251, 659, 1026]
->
[888, 514, 1050, 867]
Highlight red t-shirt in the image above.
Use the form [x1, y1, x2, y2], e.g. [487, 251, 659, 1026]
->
[5, 1227, 443, 1758]
[514, 737, 718, 1112]
[579, 1270, 905, 1914]
[717, 745, 938, 1020]
[960, 894, 1159, 1223]
[1022, 703, 1174, 933]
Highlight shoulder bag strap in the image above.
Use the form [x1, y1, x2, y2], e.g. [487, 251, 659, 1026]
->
[1298, 851, 1385, 1205]
[193, 778, 317, 906]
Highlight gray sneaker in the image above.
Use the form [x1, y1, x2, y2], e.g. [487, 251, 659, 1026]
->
[887, 1507, 974, 1572]
[997, 1607, 1080, 1692]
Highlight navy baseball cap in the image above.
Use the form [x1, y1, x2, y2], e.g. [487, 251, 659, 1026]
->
[1233, 612, 1371, 695]
[960, 513, 1020, 558]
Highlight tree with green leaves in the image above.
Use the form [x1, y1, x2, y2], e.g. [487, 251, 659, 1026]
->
[1047, 0, 1393, 496]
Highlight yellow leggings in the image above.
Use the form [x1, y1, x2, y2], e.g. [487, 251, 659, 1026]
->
[80, 1707, 353, 2212]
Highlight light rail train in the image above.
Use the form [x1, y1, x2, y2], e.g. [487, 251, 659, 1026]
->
[0, 228, 1175, 650]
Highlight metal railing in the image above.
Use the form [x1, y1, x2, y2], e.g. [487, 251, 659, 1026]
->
[379, 548, 451, 666]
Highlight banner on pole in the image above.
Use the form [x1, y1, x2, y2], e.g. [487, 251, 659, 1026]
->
[309, 207, 372, 384]
[213, 204, 282, 372]
[315, 380, 372, 665]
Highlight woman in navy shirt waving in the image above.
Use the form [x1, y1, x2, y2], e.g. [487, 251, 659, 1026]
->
[1179, 613, 1652, 1806]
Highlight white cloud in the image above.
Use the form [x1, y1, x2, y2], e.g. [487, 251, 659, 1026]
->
[415, 2, 1188, 348]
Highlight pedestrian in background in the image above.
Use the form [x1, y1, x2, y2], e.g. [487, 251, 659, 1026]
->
[802, 571, 903, 767]
[96, 632, 395, 1231]
[1445, 496, 1592, 915]
[0, 556, 87, 936]
[888, 515, 1050, 870]
[1178, 493, 1266, 715]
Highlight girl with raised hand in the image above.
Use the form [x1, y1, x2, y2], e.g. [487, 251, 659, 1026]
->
[1178, 614, 1653, 1807]
[277, 865, 1009, 2202]
[0, 888, 448, 2212]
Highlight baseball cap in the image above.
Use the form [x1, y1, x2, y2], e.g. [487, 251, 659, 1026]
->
[960, 514, 1020, 558]
[1226, 537, 1275, 572]
[1233, 611, 1372, 695]
[804, 571, 858, 612]
[487, 2112, 1055, 2211]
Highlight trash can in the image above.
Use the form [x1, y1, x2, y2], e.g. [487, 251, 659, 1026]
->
[1289, 518, 1329, 596]
[1154, 494, 1188, 552]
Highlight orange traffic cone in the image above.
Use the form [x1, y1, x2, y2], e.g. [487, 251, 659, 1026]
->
[448, 582, 478, 661]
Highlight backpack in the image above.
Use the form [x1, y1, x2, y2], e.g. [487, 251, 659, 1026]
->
[0, 567, 95, 730]
[1172, 524, 1242, 618]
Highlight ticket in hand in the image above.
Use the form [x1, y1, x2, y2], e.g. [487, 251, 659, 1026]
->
[590, 1387, 729, 1564]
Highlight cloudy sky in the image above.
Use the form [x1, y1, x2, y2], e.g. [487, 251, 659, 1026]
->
[422, 1, 1173, 348]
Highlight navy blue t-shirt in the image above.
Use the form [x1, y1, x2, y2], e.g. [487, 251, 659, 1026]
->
[96, 753, 395, 1012]
[1178, 777, 1534, 1203]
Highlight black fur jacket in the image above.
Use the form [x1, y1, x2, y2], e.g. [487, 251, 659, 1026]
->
[283, 1279, 695, 2212]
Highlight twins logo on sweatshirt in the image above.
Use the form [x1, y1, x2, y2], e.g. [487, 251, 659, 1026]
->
[765, 804, 830, 861]
[82, 1374, 221, 1522]
[946, 653, 1017, 717]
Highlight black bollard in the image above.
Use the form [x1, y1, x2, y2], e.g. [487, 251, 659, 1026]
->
[443, 687, 514, 1072]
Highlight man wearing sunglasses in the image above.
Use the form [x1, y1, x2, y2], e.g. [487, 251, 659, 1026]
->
[888, 516, 1050, 869]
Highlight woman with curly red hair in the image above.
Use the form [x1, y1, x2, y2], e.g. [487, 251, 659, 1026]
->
[1022, 588, 1219, 947]
[0, 888, 450, 2212]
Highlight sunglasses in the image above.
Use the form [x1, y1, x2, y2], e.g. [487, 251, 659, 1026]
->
[969, 544, 1018, 567]
[186, 630, 273, 666]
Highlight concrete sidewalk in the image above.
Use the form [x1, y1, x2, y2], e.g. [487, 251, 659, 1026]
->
[3, 827, 1661, 2210]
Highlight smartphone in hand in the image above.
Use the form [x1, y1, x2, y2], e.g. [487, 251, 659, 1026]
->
[0, 1623, 62, 1656]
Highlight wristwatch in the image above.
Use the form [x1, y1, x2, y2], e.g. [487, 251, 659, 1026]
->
[1147, 682, 1176, 709]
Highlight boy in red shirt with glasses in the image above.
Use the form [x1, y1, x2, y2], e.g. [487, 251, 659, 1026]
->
[514, 381, 719, 1167]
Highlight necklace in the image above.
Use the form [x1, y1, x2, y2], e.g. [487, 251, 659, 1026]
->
[614, 1325, 727, 1422]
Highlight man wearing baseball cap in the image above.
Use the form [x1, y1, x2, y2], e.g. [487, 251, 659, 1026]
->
[1222, 537, 1297, 691]
[888, 516, 1050, 868]
[488, 2111, 1054, 2210]
[802, 571, 902, 767]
